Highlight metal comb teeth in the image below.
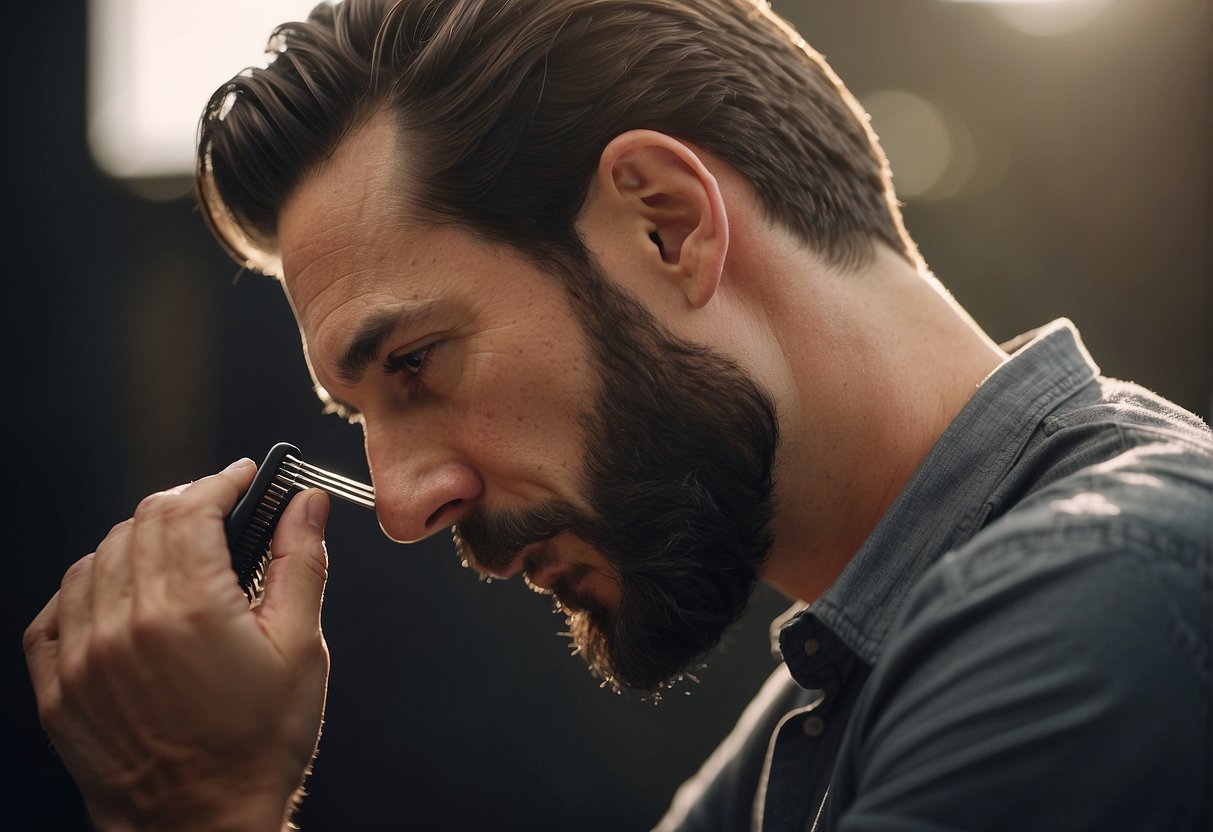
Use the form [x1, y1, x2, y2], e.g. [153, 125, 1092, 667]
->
[282, 454, 375, 508]
[224, 442, 374, 603]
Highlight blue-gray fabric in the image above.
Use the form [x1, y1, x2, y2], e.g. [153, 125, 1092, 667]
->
[655, 320, 1212, 832]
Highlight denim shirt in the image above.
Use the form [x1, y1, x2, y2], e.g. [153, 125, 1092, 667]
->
[655, 320, 1212, 832]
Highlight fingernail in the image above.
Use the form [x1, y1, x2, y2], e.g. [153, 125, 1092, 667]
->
[307, 490, 330, 530]
[225, 457, 255, 472]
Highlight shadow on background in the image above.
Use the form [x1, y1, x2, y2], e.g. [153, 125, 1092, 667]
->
[4, 0, 1209, 830]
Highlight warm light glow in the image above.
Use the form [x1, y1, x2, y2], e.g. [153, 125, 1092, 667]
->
[862, 90, 977, 202]
[941, 0, 1112, 36]
[942, 0, 1086, 4]
[88, 0, 319, 191]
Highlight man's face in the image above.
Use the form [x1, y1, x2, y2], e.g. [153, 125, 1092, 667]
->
[278, 117, 778, 691]
[453, 247, 780, 692]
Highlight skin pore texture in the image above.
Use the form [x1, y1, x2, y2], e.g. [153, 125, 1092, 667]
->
[277, 110, 1009, 690]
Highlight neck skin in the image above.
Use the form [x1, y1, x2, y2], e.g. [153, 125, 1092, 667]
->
[674, 175, 1008, 605]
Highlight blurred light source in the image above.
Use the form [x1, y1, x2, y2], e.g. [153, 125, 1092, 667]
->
[939, 0, 1112, 36]
[862, 90, 978, 202]
[939, 0, 1088, 4]
[88, 0, 317, 196]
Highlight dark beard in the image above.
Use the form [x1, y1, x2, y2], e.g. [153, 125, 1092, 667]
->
[455, 252, 779, 693]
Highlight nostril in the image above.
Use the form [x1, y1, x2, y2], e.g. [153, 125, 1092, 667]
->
[426, 499, 463, 531]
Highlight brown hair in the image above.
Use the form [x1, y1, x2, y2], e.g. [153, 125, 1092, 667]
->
[197, 0, 917, 276]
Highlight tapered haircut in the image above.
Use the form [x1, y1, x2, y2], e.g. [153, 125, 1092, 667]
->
[196, 0, 918, 277]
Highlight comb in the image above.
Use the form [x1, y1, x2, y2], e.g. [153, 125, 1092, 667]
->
[225, 442, 375, 603]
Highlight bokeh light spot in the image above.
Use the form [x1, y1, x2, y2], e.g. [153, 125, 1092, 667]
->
[863, 90, 977, 202]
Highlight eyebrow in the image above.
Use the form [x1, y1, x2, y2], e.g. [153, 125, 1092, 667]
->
[335, 300, 443, 385]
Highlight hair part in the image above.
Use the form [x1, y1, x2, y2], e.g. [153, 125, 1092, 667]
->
[197, 0, 921, 278]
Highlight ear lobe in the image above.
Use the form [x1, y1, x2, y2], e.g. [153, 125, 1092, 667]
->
[599, 131, 729, 309]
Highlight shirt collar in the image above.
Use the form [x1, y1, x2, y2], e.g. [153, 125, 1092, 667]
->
[777, 318, 1100, 681]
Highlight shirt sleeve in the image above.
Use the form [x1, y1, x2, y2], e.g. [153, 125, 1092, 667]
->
[833, 509, 1210, 832]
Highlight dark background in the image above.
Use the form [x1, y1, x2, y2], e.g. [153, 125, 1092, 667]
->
[4, 1, 1209, 830]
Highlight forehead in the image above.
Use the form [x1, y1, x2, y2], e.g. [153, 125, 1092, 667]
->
[274, 112, 589, 402]
[277, 111, 413, 328]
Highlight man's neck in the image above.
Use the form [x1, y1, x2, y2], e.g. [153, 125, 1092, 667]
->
[755, 244, 1008, 603]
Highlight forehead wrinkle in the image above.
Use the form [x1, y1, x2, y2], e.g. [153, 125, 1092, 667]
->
[283, 225, 380, 310]
[279, 122, 418, 307]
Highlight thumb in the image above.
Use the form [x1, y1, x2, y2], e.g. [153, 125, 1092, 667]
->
[257, 489, 330, 646]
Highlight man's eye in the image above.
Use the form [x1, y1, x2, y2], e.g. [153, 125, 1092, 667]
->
[384, 345, 431, 377]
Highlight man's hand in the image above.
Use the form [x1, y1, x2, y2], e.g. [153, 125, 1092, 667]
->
[23, 459, 332, 832]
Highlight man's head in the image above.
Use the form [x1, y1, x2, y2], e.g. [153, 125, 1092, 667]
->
[198, 0, 915, 280]
[199, 0, 914, 692]
[274, 112, 779, 692]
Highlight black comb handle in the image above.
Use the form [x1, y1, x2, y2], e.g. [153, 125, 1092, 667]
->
[225, 442, 302, 602]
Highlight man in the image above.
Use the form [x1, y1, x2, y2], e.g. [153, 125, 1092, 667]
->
[24, 0, 1210, 829]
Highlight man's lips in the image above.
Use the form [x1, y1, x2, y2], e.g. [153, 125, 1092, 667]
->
[521, 543, 566, 592]
[497, 541, 581, 595]
[523, 562, 568, 593]
[482, 541, 546, 582]
[473, 538, 602, 616]
[474, 538, 594, 605]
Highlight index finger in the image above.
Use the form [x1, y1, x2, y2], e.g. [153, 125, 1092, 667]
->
[133, 458, 258, 528]
[130, 458, 258, 596]
[179, 457, 259, 519]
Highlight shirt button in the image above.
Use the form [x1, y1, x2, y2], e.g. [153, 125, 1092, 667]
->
[802, 715, 825, 737]
[803, 638, 820, 656]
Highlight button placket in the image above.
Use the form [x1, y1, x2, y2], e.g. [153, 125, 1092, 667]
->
[802, 715, 826, 737]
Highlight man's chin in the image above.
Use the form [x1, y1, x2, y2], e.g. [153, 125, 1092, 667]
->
[562, 603, 688, 695]
[563, 606, 628, 689]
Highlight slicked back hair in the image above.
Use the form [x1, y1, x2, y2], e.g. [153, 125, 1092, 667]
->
[197, 0, 918, 278]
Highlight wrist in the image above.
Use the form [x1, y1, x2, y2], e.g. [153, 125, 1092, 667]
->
[89, 787, 293, 832]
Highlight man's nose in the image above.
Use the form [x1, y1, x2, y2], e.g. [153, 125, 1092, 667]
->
[366, 433, 483, 544]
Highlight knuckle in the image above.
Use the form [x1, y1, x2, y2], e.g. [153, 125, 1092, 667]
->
[61, 554, 95, 588]
[136, 489, 198, 525]
[129, 604, 168, 644]
[89, 624, 129, 662]
[99, 518, 134, 548]
[157, 494, 194, 523]
[37, 690, 64, 729]
[58, 653, 90, 692]
[135, 482, 223, 542]
[133, 491, 165, 519]
[130, 600, 196, 646]
[22, 619, 44, 655]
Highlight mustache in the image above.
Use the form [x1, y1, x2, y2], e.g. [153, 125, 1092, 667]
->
[454, 500, 588, 574]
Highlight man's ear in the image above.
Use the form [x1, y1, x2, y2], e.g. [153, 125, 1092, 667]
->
[595, 130, 729, 309]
